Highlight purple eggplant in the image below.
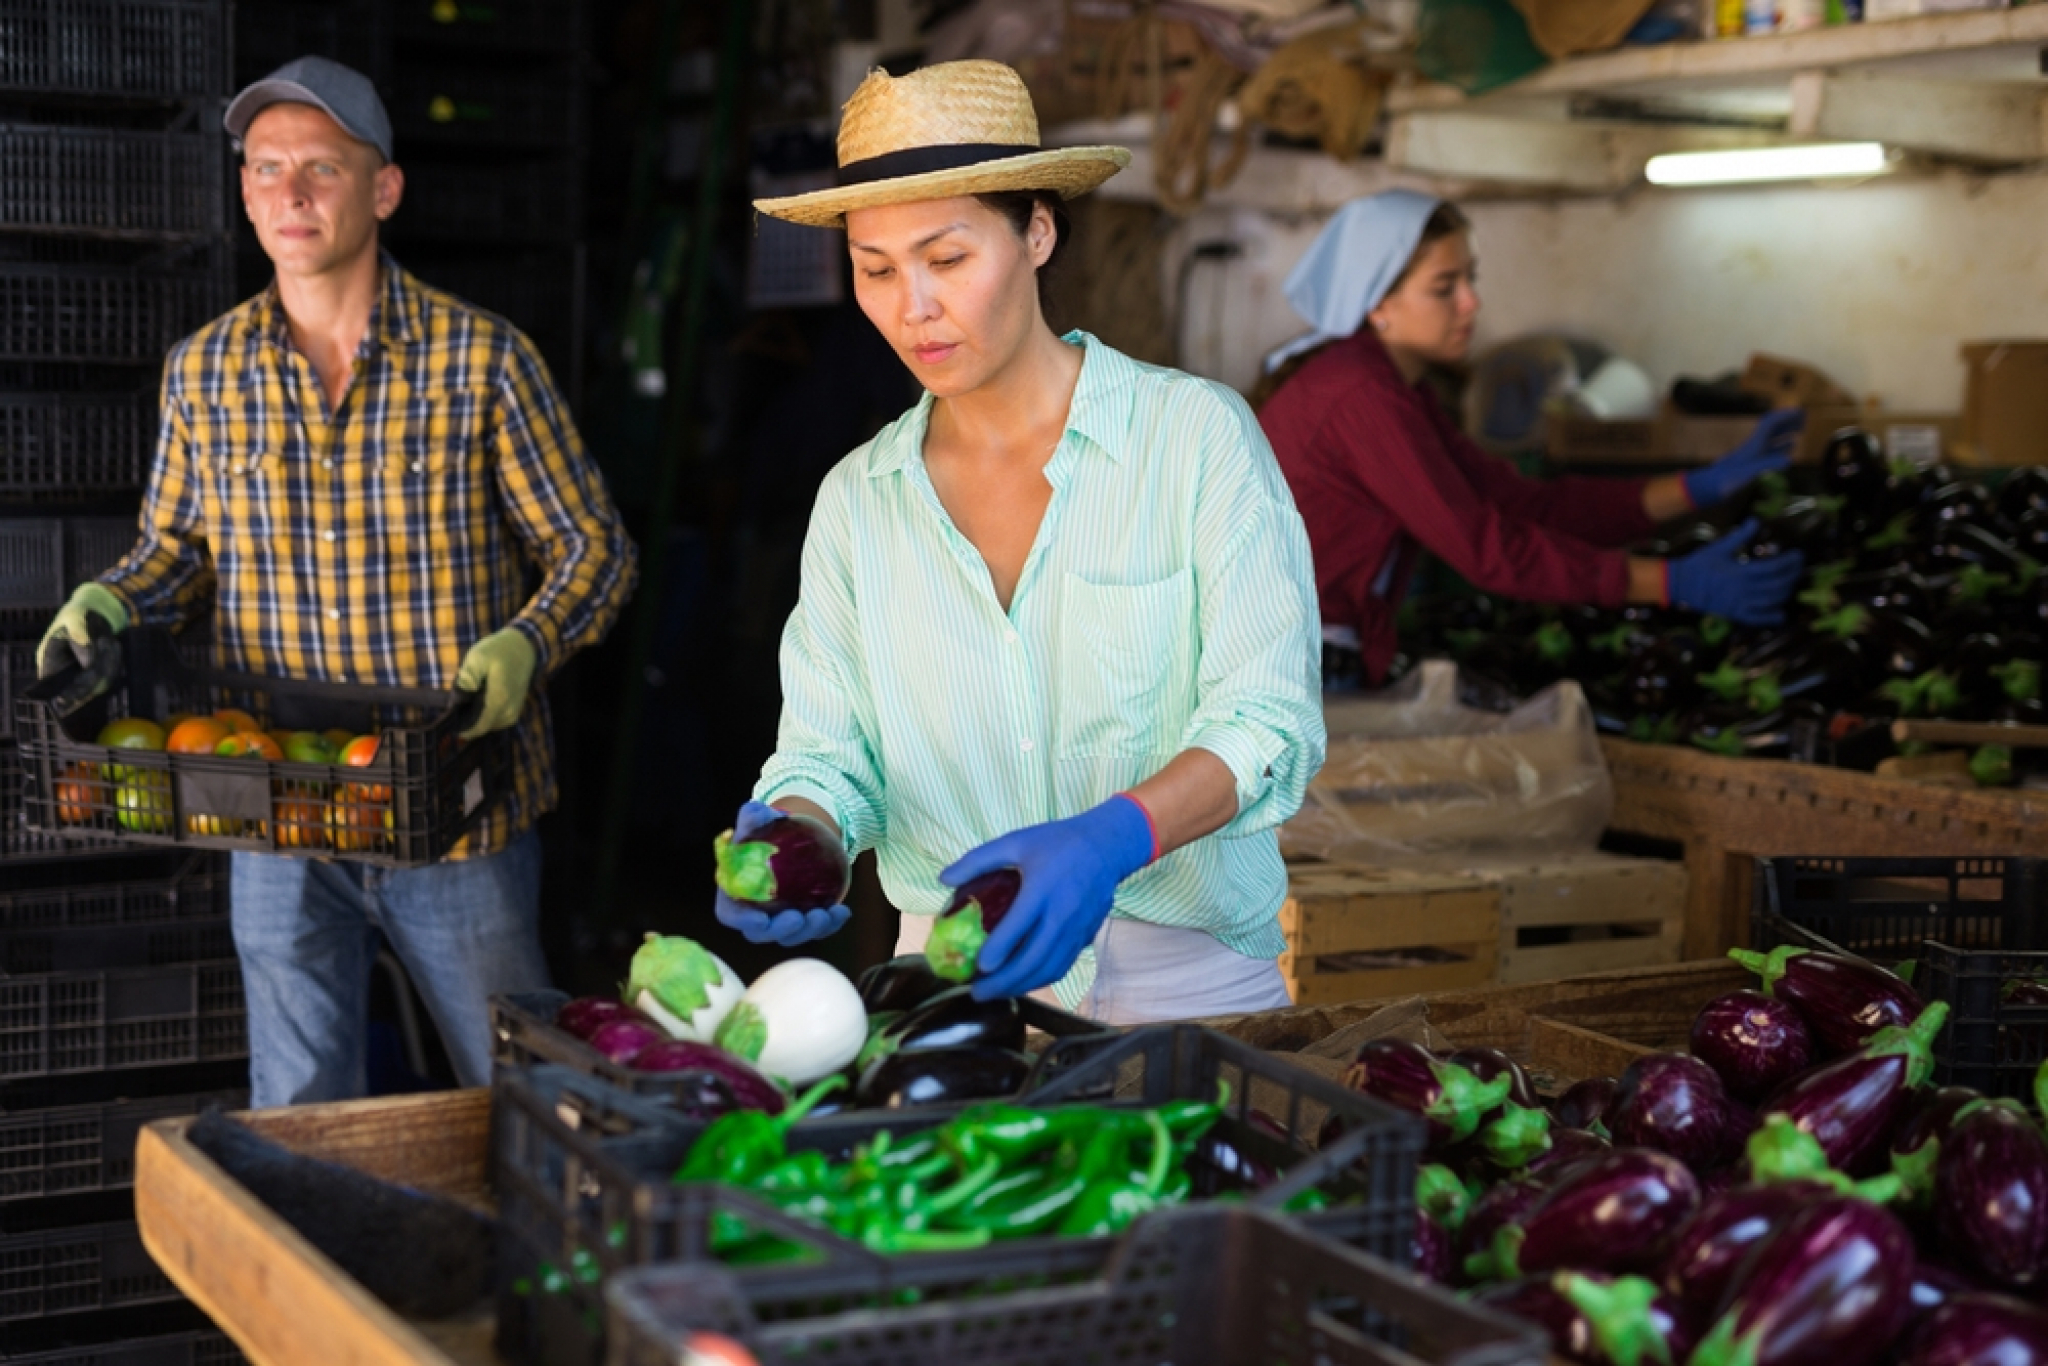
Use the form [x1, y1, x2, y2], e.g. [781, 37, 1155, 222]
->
[2005, 978, 2048, 1009]
[1743, 1115, 1903, 1204]
[1461, 1175, 1556, 1284]
[1933, 1101, 2048, 1292]
[1339, 1039, 1512, 1149]
[625, 1039, 787, 1115]
[1474, 1272, 1694, 1366]
[713, 810, 851, 913]
[1904, 1262, 1976, 1333]
[1690, 991, 1817, 1104]
[1900, 1294, 2048, 1366]
[1197, 1110, 1292, 1194]
[1451, 1046, 1540, 1109]
[1757, 1001, 1948, 1176]
[1690, 1195, 1914, 1366]
[1556, 1077, 1621, 1134]
[1609, 1054, 1739, 1173]
[856, 954, 950, 1013]
[867, 987, 1025, 1063]
[853, 1044, 1032, 1109]
[1528, 1127, 1611, 1177]
[924, 868, 1023, 983]
[554, 996, 646, 1041]
[1728, 945, 1923, 1056]
[1660, 1180, 1829, 1324]
[1416, 1208, 1458, 1283]
[1888, 1086, 1982, 1206]
[587, 1016, 670, 1064]
[1493, 1148, 1702, 1280]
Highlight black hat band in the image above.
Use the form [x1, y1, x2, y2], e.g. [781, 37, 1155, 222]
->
[837, 142, 1040, 187]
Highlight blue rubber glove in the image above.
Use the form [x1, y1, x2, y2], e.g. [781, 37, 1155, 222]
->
[1683, 408, 1803, 509]
[940, 795, 1157, 1002]
[1666, 520, 1805, 627]
[712, 800, 853, 947]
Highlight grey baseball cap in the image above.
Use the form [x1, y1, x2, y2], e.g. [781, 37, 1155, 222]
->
[224, 56, 394, 163]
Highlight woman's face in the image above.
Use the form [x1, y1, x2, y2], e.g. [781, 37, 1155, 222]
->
[844, 195, 1053, 399]
[1368, 230, 1480, 367]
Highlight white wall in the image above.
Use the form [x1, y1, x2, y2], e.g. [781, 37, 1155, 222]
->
[1170, 164, 2048, 412]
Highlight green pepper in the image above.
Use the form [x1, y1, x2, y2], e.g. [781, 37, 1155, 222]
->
[755, 1149, 836, 1196]
[1057, 1111, 1173, 1238]
[673, 1074, 847, 1187]
[940, 1104, 1103, 1168]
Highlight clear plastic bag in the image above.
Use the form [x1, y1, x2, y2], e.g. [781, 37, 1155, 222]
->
[1280, 660, 1614, 866]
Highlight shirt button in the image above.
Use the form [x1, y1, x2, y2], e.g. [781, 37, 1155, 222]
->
[1019, 738, 1035, 754]
[326, 609, 340, 621]
[322, 529, 336, 543]
[230, 460, 245, 473]
[411, 461, 425, 474]
[321, 458, 335, 471]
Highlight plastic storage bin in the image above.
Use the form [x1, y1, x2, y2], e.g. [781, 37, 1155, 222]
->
[0, 1086, 243, 1202]
[0, 259, 224, 365]
[0, 851, 228, 975]
[0, 0, 223, 103]
[605, 1204, 1545, 1366]
[389, 161, 576, 245]
[0, 391, 156, 501]
[388, 68, 575, 150]
[493, 1037, 1426, 1366]
[0, 1221, 179, 1323]
[0, 125, 222, 240]
[1754, 854, 2048, 1098]
[18, 628, 510, 868]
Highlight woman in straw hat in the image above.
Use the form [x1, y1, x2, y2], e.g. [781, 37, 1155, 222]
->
[715, 60, 1323, 1021]
[1255, 190, 1806, 690]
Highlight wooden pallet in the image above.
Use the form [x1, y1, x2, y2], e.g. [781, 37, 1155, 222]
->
[1466, 852, 1687, 985]
[1279, 863, 1501, 1005]
[1602, 738, 2048, 961]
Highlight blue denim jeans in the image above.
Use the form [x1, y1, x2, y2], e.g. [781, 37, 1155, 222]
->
[230, 830, 549, 1106]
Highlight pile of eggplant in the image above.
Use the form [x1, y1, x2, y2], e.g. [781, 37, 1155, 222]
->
[1402, 435, 2048, 785]
[1324, 944, 2048, 1366]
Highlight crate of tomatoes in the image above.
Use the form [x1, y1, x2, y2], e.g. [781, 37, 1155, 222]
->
[14, 627, 508, 867]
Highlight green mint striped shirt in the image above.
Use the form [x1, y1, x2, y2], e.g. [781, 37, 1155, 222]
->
[755, 333, 1325, 1000]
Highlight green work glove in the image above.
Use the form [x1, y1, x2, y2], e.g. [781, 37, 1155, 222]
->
[453, 628, 537, 739]
[37, 583, 129, 678]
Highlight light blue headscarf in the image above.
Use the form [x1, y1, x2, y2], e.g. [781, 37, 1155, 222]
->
[1262, 189, 1443, 374]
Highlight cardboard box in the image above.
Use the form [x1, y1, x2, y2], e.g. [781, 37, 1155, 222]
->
[1958, 341, 2048, 468]
[1546, 402, 1863, 466]
[1742, 353, 1856, 410]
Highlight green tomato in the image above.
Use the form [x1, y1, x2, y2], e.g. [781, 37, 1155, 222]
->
[115, 773, 172, 834]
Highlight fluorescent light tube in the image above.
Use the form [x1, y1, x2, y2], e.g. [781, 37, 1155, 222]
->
[1645, 142, 1892, 187]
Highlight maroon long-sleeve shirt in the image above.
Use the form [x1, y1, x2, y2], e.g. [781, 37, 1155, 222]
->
[1260, 330, 1656, 683]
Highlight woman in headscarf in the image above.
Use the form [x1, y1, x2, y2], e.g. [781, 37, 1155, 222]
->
[1256, 190, 1805, 687]
[710, 61, 1323, 1023]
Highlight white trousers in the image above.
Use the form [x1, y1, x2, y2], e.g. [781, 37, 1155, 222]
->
[894, 913, 1292, 1025]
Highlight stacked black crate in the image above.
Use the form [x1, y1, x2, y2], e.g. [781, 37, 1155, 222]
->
[233, 0, 588, 404]
[0, 3, 246, 1362]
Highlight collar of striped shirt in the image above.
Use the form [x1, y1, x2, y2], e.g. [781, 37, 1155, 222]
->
[863, 330, 1138, 476]
[241, 249, 424, 357]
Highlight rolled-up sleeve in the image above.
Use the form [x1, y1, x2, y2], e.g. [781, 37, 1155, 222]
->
[1179, 390, 1326, 835]
[101, 352, 217, 627]
[754, 471, 889, 854]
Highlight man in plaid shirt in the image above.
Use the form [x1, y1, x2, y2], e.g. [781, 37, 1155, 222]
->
[37, 58, 637, 1106]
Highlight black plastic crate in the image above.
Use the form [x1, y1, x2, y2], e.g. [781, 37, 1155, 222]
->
[0, 390, 156, 499]
[232, 0, 384, 87]
[0, 517, 140, 612]
[18, 627, 511, 868]
[491, 988, 1117, 1114]
[1754, 855, 2048, 1098]
[1, 739, 125, 861]
[391, 0, 576, 51]
[0, 125, 222, 239]
[410, 249, 577, 352]
[606, 1203, 1544, 1366]
[0, 852, 228, 974]
[2, 1328, 239, 1366]
[0, 257, 225, 364]
[388, 161, 576, 245]
[0, 0, 224, 103]
[0, 955, 244, 1081]
[389, 68, 574, 151]
[0, 1221, 179, 1323]
[1752, 855, 2048, 966]
[0, 1085, 243, 1202]
[493, 1038, 1425, 1366]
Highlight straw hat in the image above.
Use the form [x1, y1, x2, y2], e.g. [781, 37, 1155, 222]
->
[754, 60, 1130, 229]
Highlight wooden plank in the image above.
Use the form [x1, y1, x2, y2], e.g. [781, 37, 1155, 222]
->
[1486, 856, 1689, 932]
[1284, 885, 1500, 957]
[1525, 1017, 1657, 1081]
[1894, 718, 2048, 749]
[1284, 952, 1499, 1006]
[1499, 929, 1684, 986]
[135, 1091, 493, 1366]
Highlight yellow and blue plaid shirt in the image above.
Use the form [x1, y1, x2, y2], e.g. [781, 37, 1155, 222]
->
[101, 255, 638, 858]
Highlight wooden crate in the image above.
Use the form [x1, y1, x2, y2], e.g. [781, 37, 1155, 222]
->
[135, 1090, 492, 1366]
[1280, 863, 1501, 1005]
[1603, 738, 2048, 961]
[1466, 852, 1687, 985]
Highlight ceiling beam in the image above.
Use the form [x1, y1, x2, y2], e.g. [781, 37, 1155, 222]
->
[1792, 71, 2046, 162]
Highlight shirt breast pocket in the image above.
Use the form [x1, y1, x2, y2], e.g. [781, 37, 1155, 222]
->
[1055, 570, 1196, 760]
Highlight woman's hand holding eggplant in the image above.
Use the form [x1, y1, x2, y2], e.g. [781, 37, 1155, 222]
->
[940, 795, 1156, 1001]
[713, 800, 853, 946]
[1684, 408, 1804, 508]
[1666, 520, 1806, 627]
